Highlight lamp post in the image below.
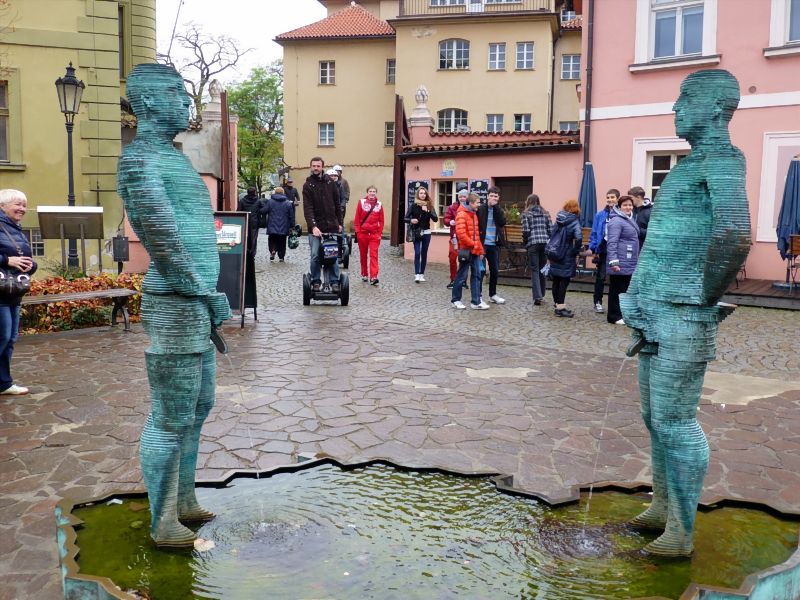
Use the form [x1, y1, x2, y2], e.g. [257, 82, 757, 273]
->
[55, 63, 85, 268]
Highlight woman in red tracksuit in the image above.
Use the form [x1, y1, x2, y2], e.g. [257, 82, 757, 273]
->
[354, 185, 385, 285]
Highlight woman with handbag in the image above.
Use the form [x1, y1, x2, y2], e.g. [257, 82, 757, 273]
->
[354, 185, 385, 285]
[0, 190, 37, 395]
[404, 186, 438, 283]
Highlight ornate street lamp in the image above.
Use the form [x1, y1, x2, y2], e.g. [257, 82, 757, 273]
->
[55, 62, 85, 267]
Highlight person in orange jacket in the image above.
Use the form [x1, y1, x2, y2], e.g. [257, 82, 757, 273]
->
[451, 192, 488, 310]
[354, 185, 385, 285]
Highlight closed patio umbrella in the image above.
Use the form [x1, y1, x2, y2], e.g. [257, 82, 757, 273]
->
[578, 162, 597, 229]
[776, 157, 800, 287]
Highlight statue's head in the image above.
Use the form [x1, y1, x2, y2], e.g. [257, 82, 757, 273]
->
[673, 69, 740, 142]
[126, 64, 191, 135]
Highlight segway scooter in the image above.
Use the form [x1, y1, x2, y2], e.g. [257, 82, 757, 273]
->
[303, 233, 349, 306]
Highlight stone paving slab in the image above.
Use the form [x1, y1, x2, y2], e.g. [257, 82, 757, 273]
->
[1, 240, 799, 600]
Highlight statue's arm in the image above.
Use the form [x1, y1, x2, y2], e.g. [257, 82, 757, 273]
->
[702, 154, 752, 304]
[120, 155, 214, 297]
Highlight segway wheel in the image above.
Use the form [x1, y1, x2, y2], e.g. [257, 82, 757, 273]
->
[302, 273, 311, 306]
[339, 273, 349, 306]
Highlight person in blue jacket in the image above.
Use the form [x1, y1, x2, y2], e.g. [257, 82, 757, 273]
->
[548, 199, 584, 318]
[261, 186, 296, 262]
[588, 188, 619, 313]
[0, 189, 37, 396]
[606, 195, 640, 324]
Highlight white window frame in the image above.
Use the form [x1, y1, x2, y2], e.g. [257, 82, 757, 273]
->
[439, 39, 470, 70]
[386, 59, 396, 84]
[488, 43, 506, 70]
[631, 137, 691, 199]
[318, 123, 335, 146]
[633, 0, 717, 67]
[486, 114, 504, 132]
[0, 69, 24, 169]
[0, 81, 8, 162]
[757, 132, 800, 242]
[766, 0, 800, 56]
[437, 108, 468, 132]
[384, 121, 395, 146]
[22, 228, 45, 256]
[515, 42, 534, 69]
[430, 0, 465, 5]
[319, 61, 335, 85]
[561, 54, 580, 79]
[561, 9, 577, 22]
[647, 151, 688, 200]
[514, 113, 531, 132]
[436, 180, 467, 225]
[558, 121, 579, 132]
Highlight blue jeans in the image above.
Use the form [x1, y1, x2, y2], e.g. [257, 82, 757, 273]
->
[0, 304, 20, 391]
[308, 234, 340, 285]
[413, 234, 431, 275]
[451, 254, 482, 305]
[484, 244, 500, 297]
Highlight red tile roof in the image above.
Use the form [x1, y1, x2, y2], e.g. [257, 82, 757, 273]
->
[562, 15, 582, 30]
[275, 3, 395, 42]
[401, 131, 580, 156]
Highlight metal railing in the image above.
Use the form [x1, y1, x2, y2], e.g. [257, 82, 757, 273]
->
[399, 0, 554, 17]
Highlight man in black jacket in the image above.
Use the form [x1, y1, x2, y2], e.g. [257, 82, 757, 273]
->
[629, 186, 652, 247]
[303, 157, 343, 291]
[284, 177, 300, 207]
[477, 186, 507, 304]
[237, 186, 263, 257]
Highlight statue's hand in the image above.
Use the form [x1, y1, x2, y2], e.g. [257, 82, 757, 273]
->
[207, 292, 232, 326]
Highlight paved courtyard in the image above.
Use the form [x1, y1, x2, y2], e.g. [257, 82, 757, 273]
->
[1, 239, 799, 600]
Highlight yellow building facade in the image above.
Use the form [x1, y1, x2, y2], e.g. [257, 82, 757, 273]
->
[278, 0, 580, 231]
[0, 0, 156, 271]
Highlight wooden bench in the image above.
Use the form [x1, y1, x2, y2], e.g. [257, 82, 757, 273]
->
[21, 288, 138, 331]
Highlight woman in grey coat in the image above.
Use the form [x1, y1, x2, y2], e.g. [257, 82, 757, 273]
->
[606, 195, 640, 324]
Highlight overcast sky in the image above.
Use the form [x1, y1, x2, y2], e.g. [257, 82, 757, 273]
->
[156, 0, 327, 83]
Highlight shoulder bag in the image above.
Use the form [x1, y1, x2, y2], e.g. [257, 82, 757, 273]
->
[0, 221, 31, 299]
[354, 201, 377, 244]
[458, 214, 477, 263]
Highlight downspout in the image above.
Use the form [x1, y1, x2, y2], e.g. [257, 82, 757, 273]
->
[582, 0, 595, 164]
[548, 26, 557, 131]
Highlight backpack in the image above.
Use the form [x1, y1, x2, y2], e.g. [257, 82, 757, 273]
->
[256, 203, 268, 229]
[545, 222, 570, 262]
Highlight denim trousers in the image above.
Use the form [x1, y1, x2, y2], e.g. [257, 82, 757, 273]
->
[451, 254, 482, 305]
[484, 244, 500, 297]
[308, 234, 340, 285]
[527, 244, 547, 301]
[413, 234, 431, 275]
[0, 304, 21, 391]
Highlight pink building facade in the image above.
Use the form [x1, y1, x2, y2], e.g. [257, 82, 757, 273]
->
[581, 0, 800, 280]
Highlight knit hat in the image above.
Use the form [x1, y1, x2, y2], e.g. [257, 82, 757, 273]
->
[457, 189, 469, 198]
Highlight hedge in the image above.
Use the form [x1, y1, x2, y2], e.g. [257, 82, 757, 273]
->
[20, 273, 143, 334]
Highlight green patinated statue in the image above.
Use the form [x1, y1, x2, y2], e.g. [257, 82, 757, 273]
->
[621, 69, 751, 557]
[117, 64, 231, 547]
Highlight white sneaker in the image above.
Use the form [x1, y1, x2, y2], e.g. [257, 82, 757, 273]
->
[490, 295, 505, 304]
[595, 302, 604, 313]
[615, 319, 626, 325]
[479, 301, 490, 309]
[452, 300, 466, 309]
[415, 274, 421, 283]
[0, 384, 29, 395]
[419, 274, 426, 282]
[471, 302, 489, 310]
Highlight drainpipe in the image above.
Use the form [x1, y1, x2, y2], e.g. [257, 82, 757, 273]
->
[548, 34, 556, 131]
[582, 0, 595, 164]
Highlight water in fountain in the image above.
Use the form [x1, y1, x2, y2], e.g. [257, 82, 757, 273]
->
[73, 463, 798, 600]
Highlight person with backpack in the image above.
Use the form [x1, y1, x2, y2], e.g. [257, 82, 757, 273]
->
[546, 199, 583, 318]
[354, 185, 385, 285]
[588, 188, 619, 313]
[521, 194, 552, 306]
[606, 195, 640, 324]
[260, 186, 296, 262]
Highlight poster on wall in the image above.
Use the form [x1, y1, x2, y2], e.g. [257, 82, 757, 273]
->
[469, 179, 490, 206]
[406, 180, 430, 213]
[214, 211, 249, 326]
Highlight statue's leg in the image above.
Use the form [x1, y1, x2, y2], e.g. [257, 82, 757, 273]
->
[630, 352, 668, 530]
[178, 347, 216, 522]
[645, 356, 709, 557]
[140, 350, 204, 547]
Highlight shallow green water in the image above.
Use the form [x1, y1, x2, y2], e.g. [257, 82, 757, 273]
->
[74, 464, 799, 600]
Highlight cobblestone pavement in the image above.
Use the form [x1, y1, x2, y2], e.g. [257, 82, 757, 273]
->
[1, 238, 799, 600]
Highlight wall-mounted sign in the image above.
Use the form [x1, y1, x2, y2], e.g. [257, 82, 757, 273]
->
[442, 159, 457, 172]
[469, 179, 490, 206]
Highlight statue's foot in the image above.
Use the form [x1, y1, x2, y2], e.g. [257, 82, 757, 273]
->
[644, 530, 693, 558]
[179, 504, 216, 523]
[628, 505, 667, 531]
[152, 519, 197, 548]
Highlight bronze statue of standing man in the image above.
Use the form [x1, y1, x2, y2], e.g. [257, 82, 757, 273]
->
[118, 64, 231, 547]
[621, 69, 751, 556]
